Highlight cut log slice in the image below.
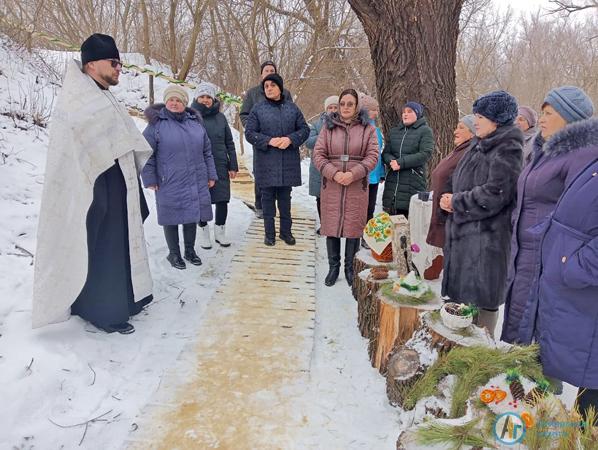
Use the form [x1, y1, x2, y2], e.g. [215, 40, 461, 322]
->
[386, 347, 422, 408]
[422, 311, 496, 352]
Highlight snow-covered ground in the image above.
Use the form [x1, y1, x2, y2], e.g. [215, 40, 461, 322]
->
[0, 37, 401, 449]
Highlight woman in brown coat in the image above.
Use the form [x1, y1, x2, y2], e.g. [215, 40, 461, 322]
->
[313, 89, 379, 287]
[426, 115, 475, 249]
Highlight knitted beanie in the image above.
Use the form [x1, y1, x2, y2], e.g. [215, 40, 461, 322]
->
[260, 60, 277, 74]
[543, 86, 594, 124]
[324, 95, 339, 110]
[472, 90, 518, 126]
[196, 82, 217, 100]
[361, 95, 379, 112]
[163, 84, 189, 105]
[518, 106, 538, 128]
[460, 114, 476, 135]
[262, 73, 284, 93]
[404, 101, 424, 119]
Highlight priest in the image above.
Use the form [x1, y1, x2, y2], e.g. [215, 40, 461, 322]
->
[33, 34, 154, 334]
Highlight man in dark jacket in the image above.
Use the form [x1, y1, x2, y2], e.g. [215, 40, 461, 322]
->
[240, 61, 293, 219]
[244, 74, 309, 246]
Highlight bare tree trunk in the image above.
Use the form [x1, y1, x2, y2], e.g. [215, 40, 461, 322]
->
[348, 0, 464, 174]
[177, 0, 209, 81]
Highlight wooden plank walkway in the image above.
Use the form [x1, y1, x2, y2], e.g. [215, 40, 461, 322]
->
[126, 153, 316, 449]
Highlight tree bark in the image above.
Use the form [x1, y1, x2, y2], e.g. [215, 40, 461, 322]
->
[347, 0, 464, 174]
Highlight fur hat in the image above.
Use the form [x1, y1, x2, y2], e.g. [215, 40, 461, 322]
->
[404, 101, 424, 119]
[262, 73, 284, 93]
[324, 95, 339, 110]
[260, 60, 277, 74]
[472, 90, 518, 126]
[460, 114, 476, 135]
[163, 84, 189, 105]
[518, 106, 538, 128]
[543, 86, 594, 124]
[361, 95, 379, 112]
[81, 33, 120, 65]
[195, 82, 217, 100]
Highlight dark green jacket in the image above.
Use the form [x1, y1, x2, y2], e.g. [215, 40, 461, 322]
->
[382, 117, 434, 212]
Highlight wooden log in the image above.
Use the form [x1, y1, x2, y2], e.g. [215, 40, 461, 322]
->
[386, 311, 495, 409]
[355, 269, 399, 339]
[372, 292, 442, 374]
[385, 347, 422, 408]
[352, 249, 398, 299]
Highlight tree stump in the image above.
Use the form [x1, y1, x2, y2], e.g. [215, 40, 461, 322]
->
[352, 249, 397, 299]
[355, 269, 400, 340]
[372, 291, 442, 374]
[386, 311, 496, 408]
[385, 347, 422, 408]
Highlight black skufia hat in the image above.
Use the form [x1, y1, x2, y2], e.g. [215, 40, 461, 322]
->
[81, 33, 120, 65]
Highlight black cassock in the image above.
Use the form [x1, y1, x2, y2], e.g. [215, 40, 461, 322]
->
[71, 161, 152, 328]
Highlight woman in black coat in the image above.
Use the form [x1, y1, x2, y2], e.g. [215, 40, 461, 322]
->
[440, 90, 524, 338]
[244, 74, 310, 246]
[191, 83, 239, 248]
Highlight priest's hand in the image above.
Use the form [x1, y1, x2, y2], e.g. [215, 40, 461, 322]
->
[229, 171, 238, 179]
[208, 180, 216, 188]
[148, 185, 159, 191]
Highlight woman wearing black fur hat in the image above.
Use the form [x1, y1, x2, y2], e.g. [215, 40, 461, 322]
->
[439, 90, 524, 338]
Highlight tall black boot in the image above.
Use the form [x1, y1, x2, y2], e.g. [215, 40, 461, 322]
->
[344, 238, 360, 286]
[324, 237, 341, 286]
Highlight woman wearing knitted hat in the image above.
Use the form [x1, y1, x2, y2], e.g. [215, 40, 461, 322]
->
[305, 95, 339, 234]
[503, 86, 598, 349]
[439, 90, 524, 337]
[191, 82, 239, 249]
[426, 115, 475, 271]
[515, 106, 539, 163]
[141, 84, 218, 269]
[382, 101, 434, 218]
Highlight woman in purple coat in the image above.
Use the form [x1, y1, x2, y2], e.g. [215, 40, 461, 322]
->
[141, 85, 217, 269]
[501, 86, 598, 344]
[527, 152, 598, 425]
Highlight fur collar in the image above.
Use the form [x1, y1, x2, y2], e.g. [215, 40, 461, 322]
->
[542, 118, 598, 157]
[474, 124, 523, 153]
[144, 103, 203, 125]
[324, 108, 370, 130]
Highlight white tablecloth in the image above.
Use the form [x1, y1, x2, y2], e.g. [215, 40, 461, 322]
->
[409, 193, 443, 276]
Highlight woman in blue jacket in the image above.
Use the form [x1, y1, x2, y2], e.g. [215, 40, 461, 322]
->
[519, 118, 598, 426]
[141, 85, 217, 269]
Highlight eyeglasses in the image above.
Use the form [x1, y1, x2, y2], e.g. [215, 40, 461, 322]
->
[339, 101, 355, 107]
[107, 59, 123, 68]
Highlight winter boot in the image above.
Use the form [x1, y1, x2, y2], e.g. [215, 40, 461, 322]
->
[324, 237, 341, 287]
[167, 252, 186, 270]
[344, 238, 360, 286]
[279, 233, 296, 246]
[214, 224, 231, 247]
[184, 247, 202, 266]
[198, 225, 212, 249]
